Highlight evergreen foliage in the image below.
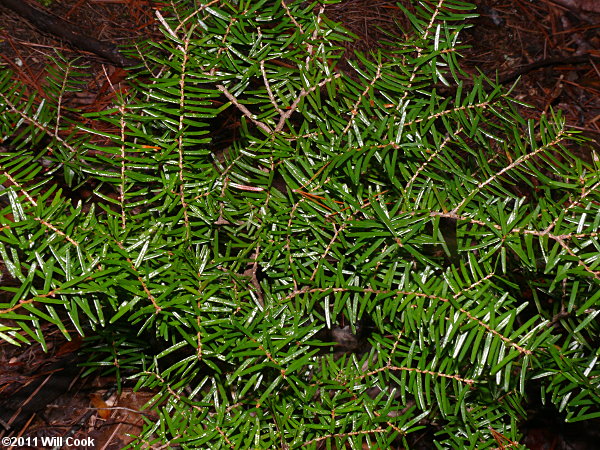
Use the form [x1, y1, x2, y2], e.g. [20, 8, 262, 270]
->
[1, 0, 599, 447]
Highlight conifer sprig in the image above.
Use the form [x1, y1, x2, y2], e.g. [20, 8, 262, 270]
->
[1, 1, 598, 447]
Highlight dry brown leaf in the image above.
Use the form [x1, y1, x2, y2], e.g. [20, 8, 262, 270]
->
[90, 393, 111, 420]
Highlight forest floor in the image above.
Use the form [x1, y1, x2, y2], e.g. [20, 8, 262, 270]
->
[0, 1, 599, 448]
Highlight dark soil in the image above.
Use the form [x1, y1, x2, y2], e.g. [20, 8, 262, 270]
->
[0, 0, 599, 448]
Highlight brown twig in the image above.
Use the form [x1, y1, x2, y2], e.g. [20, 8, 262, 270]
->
[0, 0, 137, 67]
[499, 54, 599, 85]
